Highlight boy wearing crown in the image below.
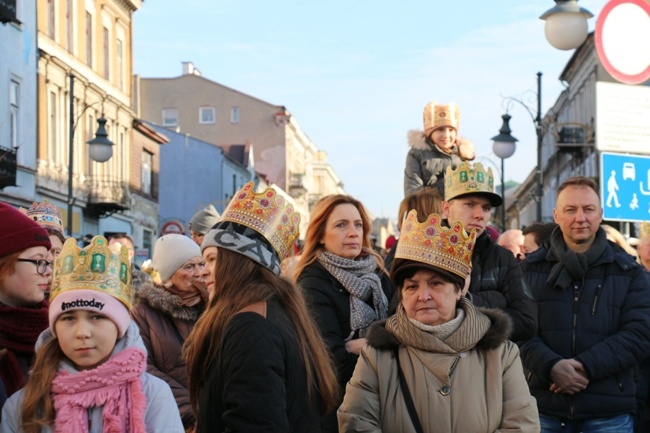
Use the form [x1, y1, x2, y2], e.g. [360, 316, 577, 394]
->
[403, 101, 475, 198]
[441, 162, 536, 342]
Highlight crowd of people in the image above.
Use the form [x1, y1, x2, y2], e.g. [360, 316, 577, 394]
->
[1, 100, 650, 433]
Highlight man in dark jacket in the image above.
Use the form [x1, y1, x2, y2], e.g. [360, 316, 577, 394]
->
[520, 176, 650, 432]
[441, 161, 537, 342]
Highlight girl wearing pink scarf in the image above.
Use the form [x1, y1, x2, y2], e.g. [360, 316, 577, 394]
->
[0, 236, 184, 433]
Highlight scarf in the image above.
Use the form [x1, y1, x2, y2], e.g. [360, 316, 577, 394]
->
[547, 226, 608, 290]
[51, 347, 148, 433]
[0, 301, 49, 396]
[318, 251, 388, 338]
[164, 281, 209, 307]
[386, 298, 491, 354]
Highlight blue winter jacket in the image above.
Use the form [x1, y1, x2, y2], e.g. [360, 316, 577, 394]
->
[520, 238, 650, 420]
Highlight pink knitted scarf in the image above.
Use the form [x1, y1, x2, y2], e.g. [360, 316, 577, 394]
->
[51, 347, 147, 433]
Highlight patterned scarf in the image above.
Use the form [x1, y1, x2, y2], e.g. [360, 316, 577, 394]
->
[318, 251, 388, 338]
[0, 301, 49, 396]
[51, 347, 148, 433]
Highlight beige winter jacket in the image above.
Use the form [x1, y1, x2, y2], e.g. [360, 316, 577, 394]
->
[338, 298, 539, 433]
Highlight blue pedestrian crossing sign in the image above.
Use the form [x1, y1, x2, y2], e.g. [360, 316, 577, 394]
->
[600, 152, 650, 222]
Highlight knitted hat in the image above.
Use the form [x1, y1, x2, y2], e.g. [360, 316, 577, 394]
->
[152, 234, 202, 281]
[49, 236, 132, 337]
[189, 205, 221, 235]
[202, 182, 300, 275]
[423, 102, 460, 135]
[0, 202, 51, 257]
[20, 200, 65, 239]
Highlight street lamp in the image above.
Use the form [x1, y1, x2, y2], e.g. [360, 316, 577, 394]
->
[491, 114, 517, 232]
[540, 0, 594, 50]
[67, 73, 115, 236]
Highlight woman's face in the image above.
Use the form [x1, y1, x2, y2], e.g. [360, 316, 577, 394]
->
[321, 203, 363, 260]
[429, 126, 457, 150]
[200, 247, 217, 300]
[401, 269, 460, 326]
[1, 246, 51, 307]
[170, 256, 205, 292]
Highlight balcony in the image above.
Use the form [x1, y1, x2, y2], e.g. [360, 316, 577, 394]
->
[288, 172, 307, 198]
[555, 124, 594, 151]
[0, 145, 17, 189]
[86, 175, 131, 218]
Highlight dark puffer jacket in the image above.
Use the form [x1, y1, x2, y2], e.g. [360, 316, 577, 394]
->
[467, 232, 537, 342]
[131, 281, 205, 428]
[197, 299, 322, 433]
[520, 238, 650, 420]
[297, 261, 395, 433]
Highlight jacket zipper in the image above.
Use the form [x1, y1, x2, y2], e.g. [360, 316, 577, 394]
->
[592, 284, 602, 316]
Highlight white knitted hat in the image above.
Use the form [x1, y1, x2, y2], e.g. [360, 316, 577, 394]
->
[152, 234, 202, 281]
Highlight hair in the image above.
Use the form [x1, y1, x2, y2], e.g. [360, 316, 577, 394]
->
[522, 222, 557, 248]
[20, 337, 66, 433]
[108, 233, 135, 249]
[602, 224, 639, 259]
[46, 229, 66, 245]
[185, 248, 339, 415]
[0, 251, 20, 287]
[557, 176, 599, 198]
[394, 265, 462, 302]
[397, 188, 443, 231]
[293, 194, 385, 280]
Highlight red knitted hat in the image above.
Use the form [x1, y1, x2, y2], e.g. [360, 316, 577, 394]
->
[0, 202, 51, 257]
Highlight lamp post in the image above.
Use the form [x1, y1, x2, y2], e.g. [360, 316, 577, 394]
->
[540, 0, 594, 50]
[491, 114, 517, 232]
[500, 72, 544, 223]
[67, 73, 115, 236]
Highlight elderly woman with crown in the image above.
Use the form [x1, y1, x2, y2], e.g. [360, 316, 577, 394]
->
[337, 211, 540, 433]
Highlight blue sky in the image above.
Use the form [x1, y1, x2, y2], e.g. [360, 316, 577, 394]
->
[133, 0, 609, 219]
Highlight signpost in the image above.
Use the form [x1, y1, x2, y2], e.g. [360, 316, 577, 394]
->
[601, 152, 650, 222]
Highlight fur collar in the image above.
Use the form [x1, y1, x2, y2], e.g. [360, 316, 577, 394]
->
[366, 303, 511, 352]
[134, 281, 205, 321]
[407, 130, 435, 151]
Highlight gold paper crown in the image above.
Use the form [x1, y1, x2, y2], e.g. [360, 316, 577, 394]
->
[444, 161, 502, 205]
[220, 182, 300, 261]
[396, 211, 476, 280]
[50, 236, 132, 308]
[423, 102, 460, 133]
[20, 200, 64, 235]
[640, 222, 650, 238]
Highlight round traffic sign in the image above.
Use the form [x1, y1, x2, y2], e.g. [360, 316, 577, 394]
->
[595, 0, 650, 84]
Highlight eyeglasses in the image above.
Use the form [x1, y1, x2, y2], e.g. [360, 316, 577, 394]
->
[16, 258, 53, 275]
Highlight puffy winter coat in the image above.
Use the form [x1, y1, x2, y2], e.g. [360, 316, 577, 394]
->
[468, 231, 537, 342]
[297, 261, 395, 432]
[0, 322, 184, 433]
[403, 130, 474, 197]
[338, 298, 540, 432]
[131, 281, 205, 428]
[196, 299, 322, 433]
[520, 238, 650, 420]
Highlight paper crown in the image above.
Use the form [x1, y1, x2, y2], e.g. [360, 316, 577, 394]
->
[20, 200, 64, 236]
[217, 182, 300, 263]
[444, 161, 503, 206]
[423, 102, 460, 133]
[640, 222, 650, 238]
[395, 211, 476, 280]
[50, 236, 132, 309]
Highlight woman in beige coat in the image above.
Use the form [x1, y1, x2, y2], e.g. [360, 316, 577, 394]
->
[338, 211, 539, 433]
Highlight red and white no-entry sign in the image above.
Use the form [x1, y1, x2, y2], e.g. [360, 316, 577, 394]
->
[595, 0, 650, 84]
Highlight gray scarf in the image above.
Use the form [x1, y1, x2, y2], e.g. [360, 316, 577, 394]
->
[318, 251, 388, 339]
[547, 226, 608, 290]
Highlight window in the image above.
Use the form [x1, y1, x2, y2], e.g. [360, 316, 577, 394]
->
[48, 91, 58, 162]
[47, 0, 55, 39]
[141, 150, 152, 195]
[66, 0, 74, 53]
[85, 12, 93, 67]
[103, 26, 109, 79]
[116, 39, 124, 91]
[199, 107, 215, 124]
[9, 81, 19, 149]
[230, 107, 239, 124]
[162, 108, 178, 127]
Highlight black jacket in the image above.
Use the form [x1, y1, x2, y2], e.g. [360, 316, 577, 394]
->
[297, 261, 394, 433]
[520, 237, 650, 420]
[467, 232, 537, 342]
[197, 299, 322, 433]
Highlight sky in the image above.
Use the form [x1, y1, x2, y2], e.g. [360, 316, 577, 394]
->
[132, 0, 611, 220]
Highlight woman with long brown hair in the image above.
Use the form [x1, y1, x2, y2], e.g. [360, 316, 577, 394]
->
[185, 183, 338, 433]
[294, 194, 395, 433]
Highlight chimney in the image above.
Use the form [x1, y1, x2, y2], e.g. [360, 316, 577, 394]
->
[182, 62, 201, 76]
